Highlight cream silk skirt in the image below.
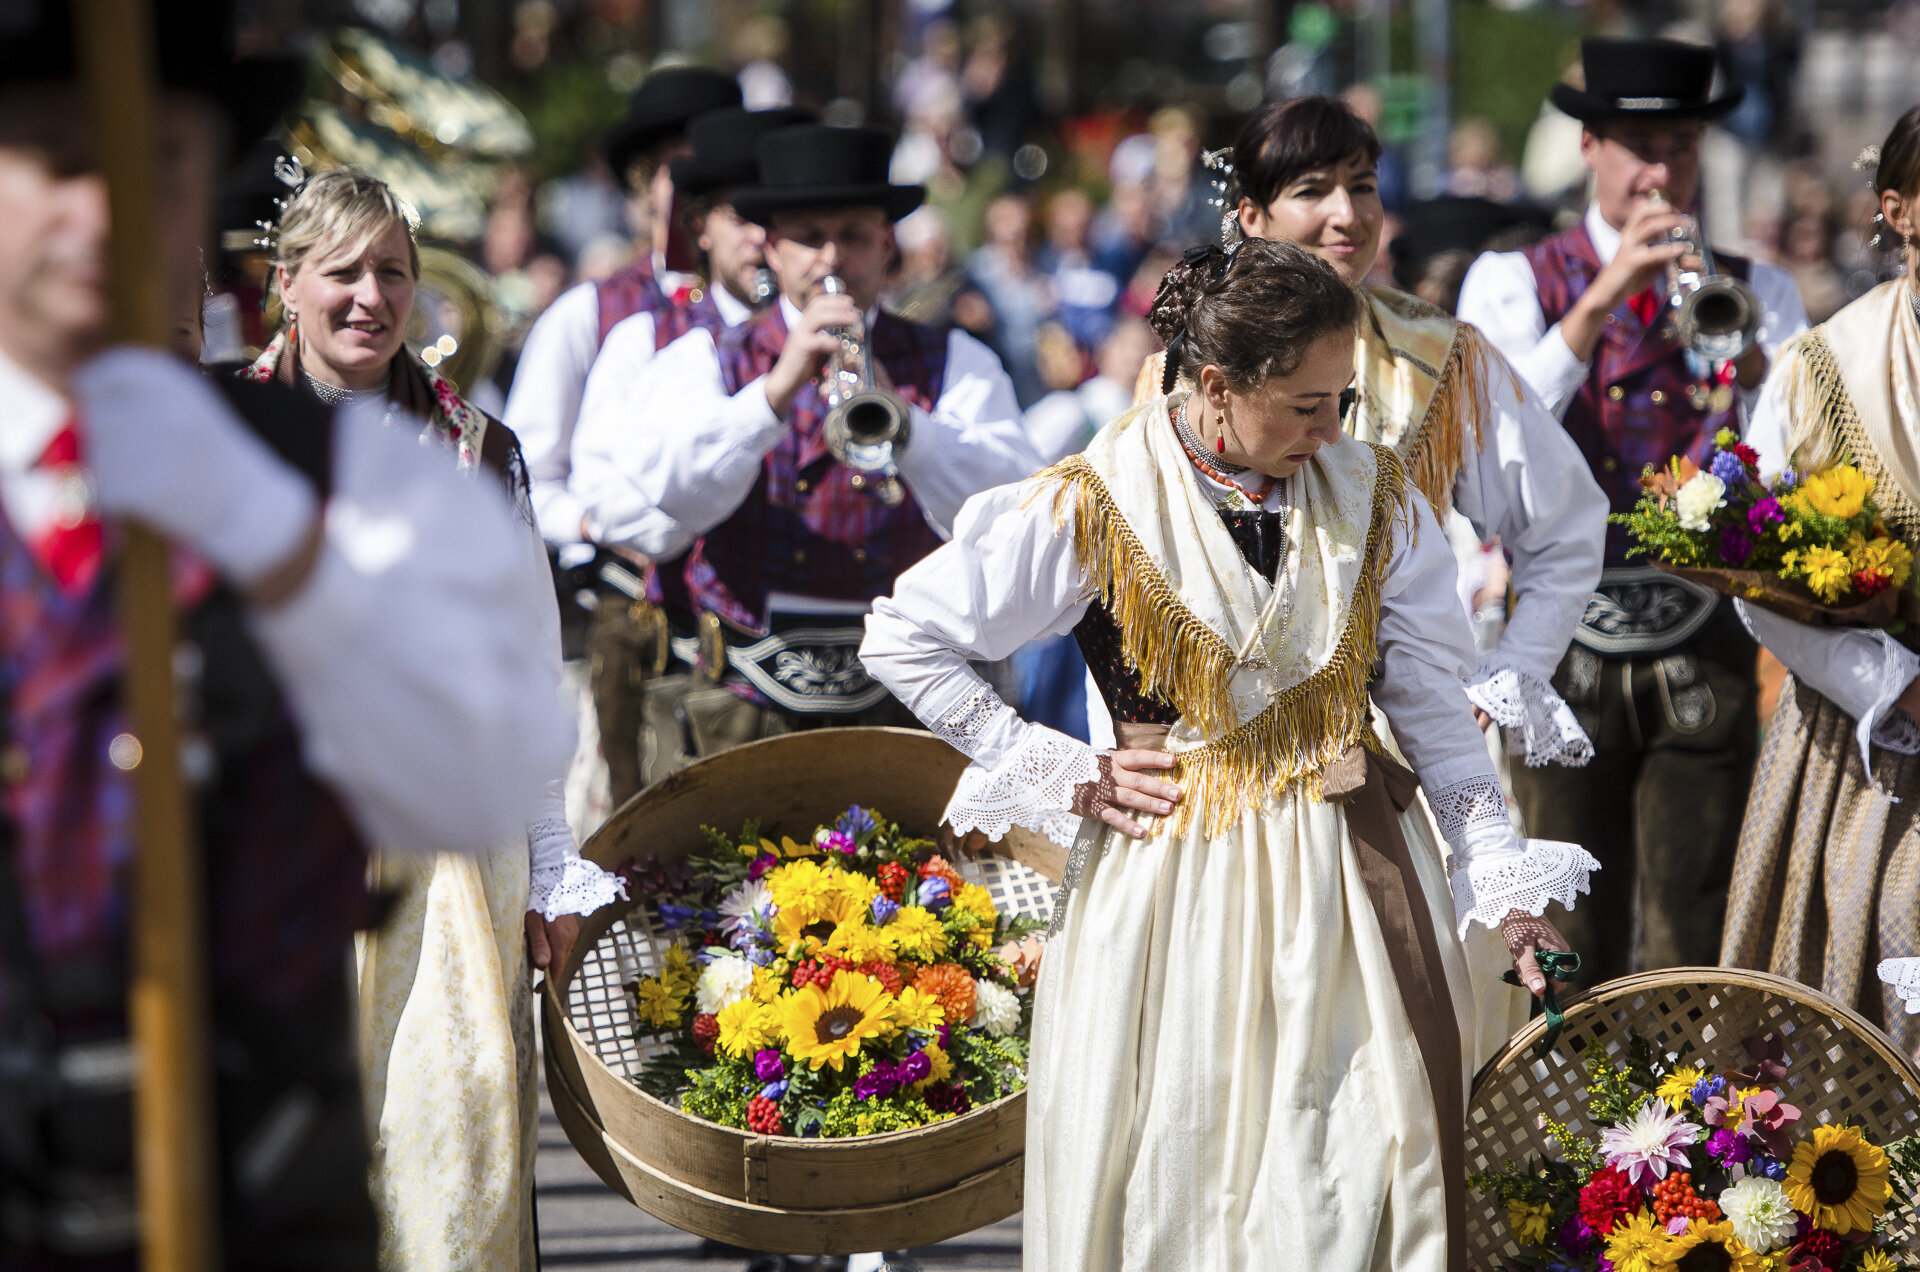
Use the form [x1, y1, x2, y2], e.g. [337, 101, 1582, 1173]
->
[1025, 791, 1474, 1272]
[356, 843, 537, 1272]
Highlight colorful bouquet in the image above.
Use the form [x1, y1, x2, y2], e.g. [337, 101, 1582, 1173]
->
[617, 805, 1043, 1139]
[1470, 1033, 1920, 1271]
[1614, 429, 1914, 624]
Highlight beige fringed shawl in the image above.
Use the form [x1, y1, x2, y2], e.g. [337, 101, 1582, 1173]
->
[1774, 280, 1920, 546]
[1035, 393, 1411, 834]
[1132, 287, 1491, 517]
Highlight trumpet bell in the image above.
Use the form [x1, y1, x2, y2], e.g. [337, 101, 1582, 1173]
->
[1674, 275, 1760, 363]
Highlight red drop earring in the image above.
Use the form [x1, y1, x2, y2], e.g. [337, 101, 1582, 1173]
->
[1215, 435, 1225, 455]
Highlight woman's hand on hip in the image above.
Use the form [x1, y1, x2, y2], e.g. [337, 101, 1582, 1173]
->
[1071, 749, 1181, 839]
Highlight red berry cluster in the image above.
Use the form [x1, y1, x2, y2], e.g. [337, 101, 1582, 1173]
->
[692, 1012, 720, 1056]
[877, 862, 909, 901]
[860, 960, 904, 995]
[746, 1096, 784, 1135]
[792, 956, 853, 989]
[1650, 1172, 1719, 1227]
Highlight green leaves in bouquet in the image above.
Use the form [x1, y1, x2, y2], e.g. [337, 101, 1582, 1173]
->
[641, 1034, 733, 1106]
[680, 1056, 762, 1129]
[693, 819, 760, 892]
[1612, 494, 1711, 567]
[1584, 1034, 1664, 1125]
[953, 1029, 1030, 1106]
[1882, 1133, 1920, 1235]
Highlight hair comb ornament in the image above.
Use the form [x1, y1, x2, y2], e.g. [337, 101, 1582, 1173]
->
[1203, 147, 1244, 247]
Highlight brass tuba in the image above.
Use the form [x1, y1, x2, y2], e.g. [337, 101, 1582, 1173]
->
[1648, 188, 1760, 363]
[819, 276, 911, 506]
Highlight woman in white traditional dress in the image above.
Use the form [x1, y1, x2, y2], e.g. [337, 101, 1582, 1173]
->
[249, 168, 624, 1271]
[1712, 110, 1920, 1052]
[862, 239, 1598, 1271]
[1128, 96, 1609, 1061]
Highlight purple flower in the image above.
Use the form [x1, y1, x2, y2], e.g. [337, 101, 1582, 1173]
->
[819, 830, 856, 855]
[919, 877, 952, 912]
[747, 852, 777, 882]
[1706, 1127, 1753, 1167]
[836, 806, 877, 838]
[897, 1049, 932, 1085]
[871, 896, 899, 925]
[1748, 496, 1784, 535]
[1691, 1074, 1727, 1107]
[745, 946, 776, 967]
[1556, 1213, 1595, 1257]
[937, 1022, 953, 1049]
[1720, 526, 1755, 566]
[1710, 449, 1749, 487]
[754, 1049, 786, 1082]
[1774, 469, 1801, 493]
[855, 1062, 901, 1100]
[759, 1080, 788, 1100]
[658, 903, 697, 929]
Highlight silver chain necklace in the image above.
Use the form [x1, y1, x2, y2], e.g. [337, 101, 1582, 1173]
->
[1172, 396, 1251, 475]
[303, 366, 390, 409]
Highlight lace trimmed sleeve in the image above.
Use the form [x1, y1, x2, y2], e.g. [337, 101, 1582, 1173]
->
[1878, 957, 1920, 1015]
[930, 684, 1098, 849]
[1464, 651, 1594, 768]
[526, 816, 627, 920]
[1429, 774, 1600, 940]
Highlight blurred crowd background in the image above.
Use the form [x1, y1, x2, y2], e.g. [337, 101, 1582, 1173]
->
[228, 0, 1920, 494]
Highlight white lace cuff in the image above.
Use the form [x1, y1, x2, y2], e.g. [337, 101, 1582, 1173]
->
[941, 724, 1100, 850]
[1877, 957, 1920, 1014]
[927, 683, 1027, 769]
[1464, 653, 1594, 769]
[1446, 831, 1600, 940]
[528, 855, 627, 920]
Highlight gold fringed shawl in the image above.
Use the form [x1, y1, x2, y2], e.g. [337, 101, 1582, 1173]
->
[1035, 393, 1412, 834]
[1773, 281, 1920, 547]
[1130, 287, 1494, 517]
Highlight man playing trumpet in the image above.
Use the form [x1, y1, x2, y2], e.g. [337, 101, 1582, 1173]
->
[608, 122, 1038, 754]
[1456, 37, 1809, 984]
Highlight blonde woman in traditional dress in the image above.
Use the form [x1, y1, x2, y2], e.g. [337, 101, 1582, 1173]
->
[1131, 97, 1609, 1061]
[1719, 111, 1920, 1054]
[245, 168, 623, 1270]
[863, 239, 1597, 1271]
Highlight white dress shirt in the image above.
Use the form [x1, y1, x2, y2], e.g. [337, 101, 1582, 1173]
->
[1457, 203, 1810, 420]
[0, 345, 574, 858]
[596, 296, 1042, 562]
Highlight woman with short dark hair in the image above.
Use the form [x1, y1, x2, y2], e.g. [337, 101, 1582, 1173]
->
[863, 237, 1594, 1270]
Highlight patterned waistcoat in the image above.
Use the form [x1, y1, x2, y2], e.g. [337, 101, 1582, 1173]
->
[681, 306, 948, 634]
[1524, 224, 1752, 563]
[0, 394, 371, 1037]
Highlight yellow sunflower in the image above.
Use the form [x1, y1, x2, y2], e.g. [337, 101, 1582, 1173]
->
[631, 976, 687, 1029]
[1605, 1211, 1669, 1272]
[1656, 1064, 1706, 1112]
[1654, 1219, 1762, 1272]
[716, 998, 779, 1058]
[775, 970, 898, 1071]
[893, 984, 947, 1032]
[1785, 1124, 1890, 1234]
[771, 884, 870, 954]
[889, 905, 951, 961]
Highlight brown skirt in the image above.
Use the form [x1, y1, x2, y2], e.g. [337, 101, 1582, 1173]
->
[1720, 675, 1920, 1055]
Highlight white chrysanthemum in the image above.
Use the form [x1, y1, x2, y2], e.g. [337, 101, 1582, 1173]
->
[1598, 1099, 1698, 1186]
[719, 879, 771, 935]
[970, 978, 1021, 1037]
[694, 954, 756, 1014]
[1720, 1174, 1798, 1253]
[1675, 472, 1727, 531]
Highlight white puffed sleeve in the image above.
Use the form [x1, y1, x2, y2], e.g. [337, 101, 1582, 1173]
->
[1735, 600, 1920, 780]
[1371, 491, 1601, 938]
[861, 480, 1098, 846]
[1452, 345, 1606, 768]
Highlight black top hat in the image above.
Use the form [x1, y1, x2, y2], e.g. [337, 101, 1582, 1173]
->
[600, 66, 742, 189]
[1551, 38, 1744, 123]
[0, 0, 303, 155]
[670, 106, 819, 198]
[731, 125, 925, 226]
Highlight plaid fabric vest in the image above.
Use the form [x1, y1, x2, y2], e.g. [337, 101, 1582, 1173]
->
[683, 306, 948, 634]
[1524, 224, 1753, 563]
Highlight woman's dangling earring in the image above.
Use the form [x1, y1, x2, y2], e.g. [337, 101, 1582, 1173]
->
[1215, 434, 1225, 455]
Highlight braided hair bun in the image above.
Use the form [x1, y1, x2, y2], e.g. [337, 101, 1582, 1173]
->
[1148, 238, 1359, 395]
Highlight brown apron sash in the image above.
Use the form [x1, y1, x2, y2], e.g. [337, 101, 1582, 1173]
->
[1324, 744, 1467, 1272]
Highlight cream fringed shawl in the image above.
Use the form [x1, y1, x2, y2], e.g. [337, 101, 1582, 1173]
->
[1132, 287, 1493, 517]
[1033, 392, 1412, 834]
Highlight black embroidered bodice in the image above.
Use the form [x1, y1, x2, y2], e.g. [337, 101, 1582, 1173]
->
[1074, 508, 1282, 725]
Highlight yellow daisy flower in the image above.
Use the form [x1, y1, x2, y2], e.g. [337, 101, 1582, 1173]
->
[1604, 1210, 1668, 1272]
[1506, 1199, 1552, 1246]
[830, 869, 881, 910]
[910, 1041, 953, 1090]
[1796, 545, 1853, 603]
[1654, 1219, 1762, 1272]
[715, 998, 778, 1058]
[1656, 1064, 1706, 1111]
[953, 883, 998, 927]
[1785, 1124, 1890, 1234]
[1799, 464, 1873, 520]
[765, 858, 832, 910]
[1861, 1249, 1897, 1272]
[661, 943, 698, 992]
[889, 906, 951, 961]
[631, 976, 687, 1029]
[750, 965, 783, 1003]
[825, 919, 898, 964]
[775, 970, 897, 1071]
[892, 984, 947, 1032]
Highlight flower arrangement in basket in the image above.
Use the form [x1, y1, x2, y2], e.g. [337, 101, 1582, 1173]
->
[616, 805, 1043, 1140]
[1470, 1031, 1920, 1271]
[1613, 429, 1914, 626]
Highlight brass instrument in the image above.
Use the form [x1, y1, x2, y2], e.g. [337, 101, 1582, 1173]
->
[1647, 188, 1760, 363]
[819, 276, 911, 506]
[317, 27, 533, 162]
[409, 246, 504, 395]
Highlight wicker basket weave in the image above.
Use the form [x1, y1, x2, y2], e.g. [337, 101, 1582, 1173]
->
[541, 727, 1061, 1254]
[1464, 967, 1920, 1270]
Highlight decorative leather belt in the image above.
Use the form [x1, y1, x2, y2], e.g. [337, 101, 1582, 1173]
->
[670, 612, 888, 716]
[1572, 565, 1719, 656]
